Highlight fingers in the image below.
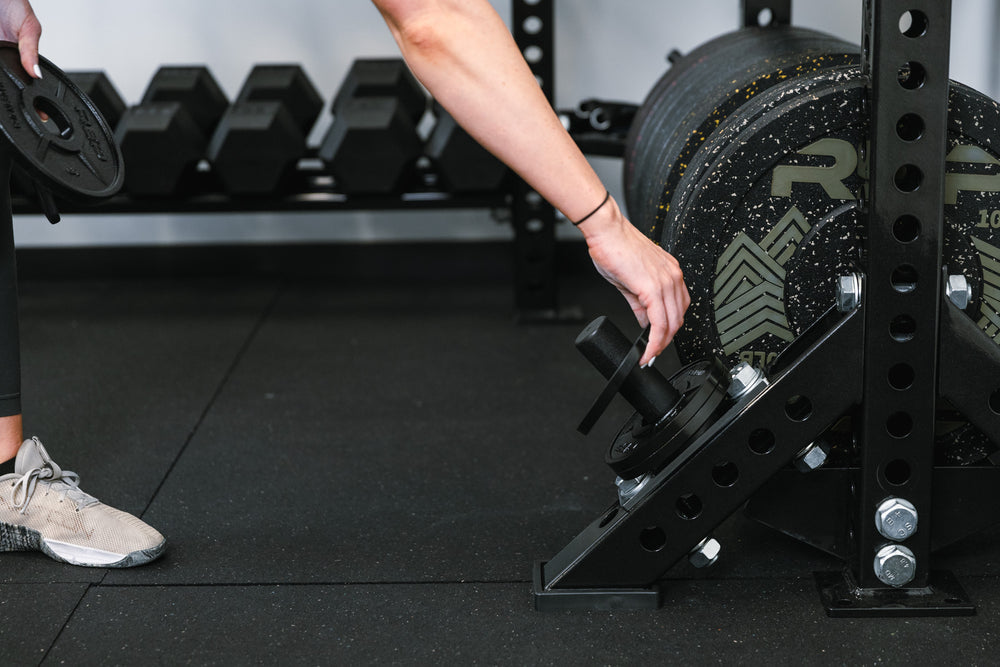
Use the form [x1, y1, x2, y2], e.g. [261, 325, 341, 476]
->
[17, 9, 42, 78]
[639, 298, 668, 368]
[636, 271, 689, 367]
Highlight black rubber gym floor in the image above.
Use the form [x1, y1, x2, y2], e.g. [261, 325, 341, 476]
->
[2, 242, 999, 664]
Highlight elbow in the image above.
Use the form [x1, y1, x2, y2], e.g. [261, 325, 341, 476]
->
[373, 1, 449, 60]
[395, 17, 450, 62]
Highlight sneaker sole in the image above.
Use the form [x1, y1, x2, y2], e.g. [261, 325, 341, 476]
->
[0, 521, 166, 568]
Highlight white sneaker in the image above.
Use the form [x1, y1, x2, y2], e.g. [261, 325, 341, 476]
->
[0, 437, 166, 567]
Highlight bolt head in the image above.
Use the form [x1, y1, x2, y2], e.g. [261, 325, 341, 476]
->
[689, 537, 721, 568]
[615, 474, 650, 503]
[836, 274, 861, 312]
[946, 274, 970, 310]
[793, 441, 830, 472]
[728, 362, 764, 398]
[876, 497, 918, 541]
[874, 544, 916, 587]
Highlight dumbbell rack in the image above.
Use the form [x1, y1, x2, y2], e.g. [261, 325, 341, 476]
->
[11, 0, 565, 321]
[533, 0, 1000, 617]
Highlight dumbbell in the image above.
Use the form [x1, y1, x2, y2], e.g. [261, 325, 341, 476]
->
[115, 66, 228, 196]
[425, 101, 507, 193]
[66, 71, 127, 130]
[319, 58, 426, 194]
[207, 64, 323, 196]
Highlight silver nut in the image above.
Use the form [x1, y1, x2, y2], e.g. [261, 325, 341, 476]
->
[728, 362, 765, 399]
[873, 544, 916, 587]
[793, 441, 830, 472]
[689, 537, 721, 568]
[836, 274, 861, 312]
[946, 274, 970, 310]
[615, 474, 651, 504]
[875, 497, 918, 541]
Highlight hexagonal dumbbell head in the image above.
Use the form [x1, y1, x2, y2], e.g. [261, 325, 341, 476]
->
[141, 66, 228, 139]
[236, 64, 322, 138]
[208, 101, 306, 196]
[688, 537, 721, 568]
[333, 58, 427, 125]
[320, 96, 422, 194]
[875, 497, 918, 541]
[873, 543, 916, 587]
[115, 102, 205, 197]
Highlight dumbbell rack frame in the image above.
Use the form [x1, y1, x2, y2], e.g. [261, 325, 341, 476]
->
[533, 0, 1000, 616]
[11, 0, 565, 321]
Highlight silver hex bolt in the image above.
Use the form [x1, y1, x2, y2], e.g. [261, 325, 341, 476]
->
[689, 537, 721, 568]
[873, 543, 916, 587]
[946, 274, 970, 310]
[836, 273, 862, 312]
[615, 474, 652, 504]
[875, 497, 918, 541]
[728, 362, 766, 399]
[793, 440, 830, 472]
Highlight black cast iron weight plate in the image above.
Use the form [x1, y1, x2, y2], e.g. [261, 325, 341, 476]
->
[0, 41, 123, 202]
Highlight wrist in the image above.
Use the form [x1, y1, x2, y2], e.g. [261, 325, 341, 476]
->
[575, 194, 628, 242]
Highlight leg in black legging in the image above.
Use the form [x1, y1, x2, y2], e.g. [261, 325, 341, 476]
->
[0, 152, 23, 465]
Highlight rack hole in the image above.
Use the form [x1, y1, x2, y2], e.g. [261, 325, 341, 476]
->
[883, 459, 912, 486]
[712, 461, 740, 488]
[748, 428, 775, 455]
[524, 218, 545, 233]
[756, 8, 774, 26]
[886, 411, 914, 438]
[989, 389, 1000, 415]
[639, 526, 668, 552]
[676, 493, 703, 520]
[890, 264, 918, 293]
[785, 395, 813, 422]
[890, 315, 917, 342]
[523, 45, 544, 64]
[897, 61, 927, 90]
[888, 363, 915, 390]
[892, 215, 921, 243]
[522, 15, 543, 35]
[896, 113, 924, 142]
[899, 10, 929, 37]
[598, 506, 619, 528]
[894, 164, 923, 192]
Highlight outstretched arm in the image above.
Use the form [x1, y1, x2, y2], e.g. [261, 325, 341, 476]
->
[373, 0, 688, 365]
[0, 0, 41, 78]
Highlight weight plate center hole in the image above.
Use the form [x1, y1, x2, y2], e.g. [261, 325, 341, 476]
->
[33, 97, 72, 139]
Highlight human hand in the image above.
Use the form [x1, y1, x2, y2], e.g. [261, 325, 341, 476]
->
[0, 0, 41, 78]
[579, 197, 690, 367]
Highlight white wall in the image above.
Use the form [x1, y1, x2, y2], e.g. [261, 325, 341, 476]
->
[12, 1, 998, 247]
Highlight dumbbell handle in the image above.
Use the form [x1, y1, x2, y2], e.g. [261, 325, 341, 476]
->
[575, 316, 681, 424]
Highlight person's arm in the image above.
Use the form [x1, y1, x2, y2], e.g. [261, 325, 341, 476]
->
[0, 0, 41, 78]
[373, 0, 688, 365]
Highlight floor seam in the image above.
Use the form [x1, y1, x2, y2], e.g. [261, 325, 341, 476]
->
[136, 281, 285, 519]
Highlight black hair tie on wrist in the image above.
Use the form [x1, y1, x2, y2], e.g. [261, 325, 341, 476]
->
[572, 190, 611, 226]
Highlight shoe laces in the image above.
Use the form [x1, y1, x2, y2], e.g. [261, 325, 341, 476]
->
[11, 445, 97, 514]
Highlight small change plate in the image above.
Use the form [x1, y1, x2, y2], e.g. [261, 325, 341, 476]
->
[0, 41, 123, 202]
